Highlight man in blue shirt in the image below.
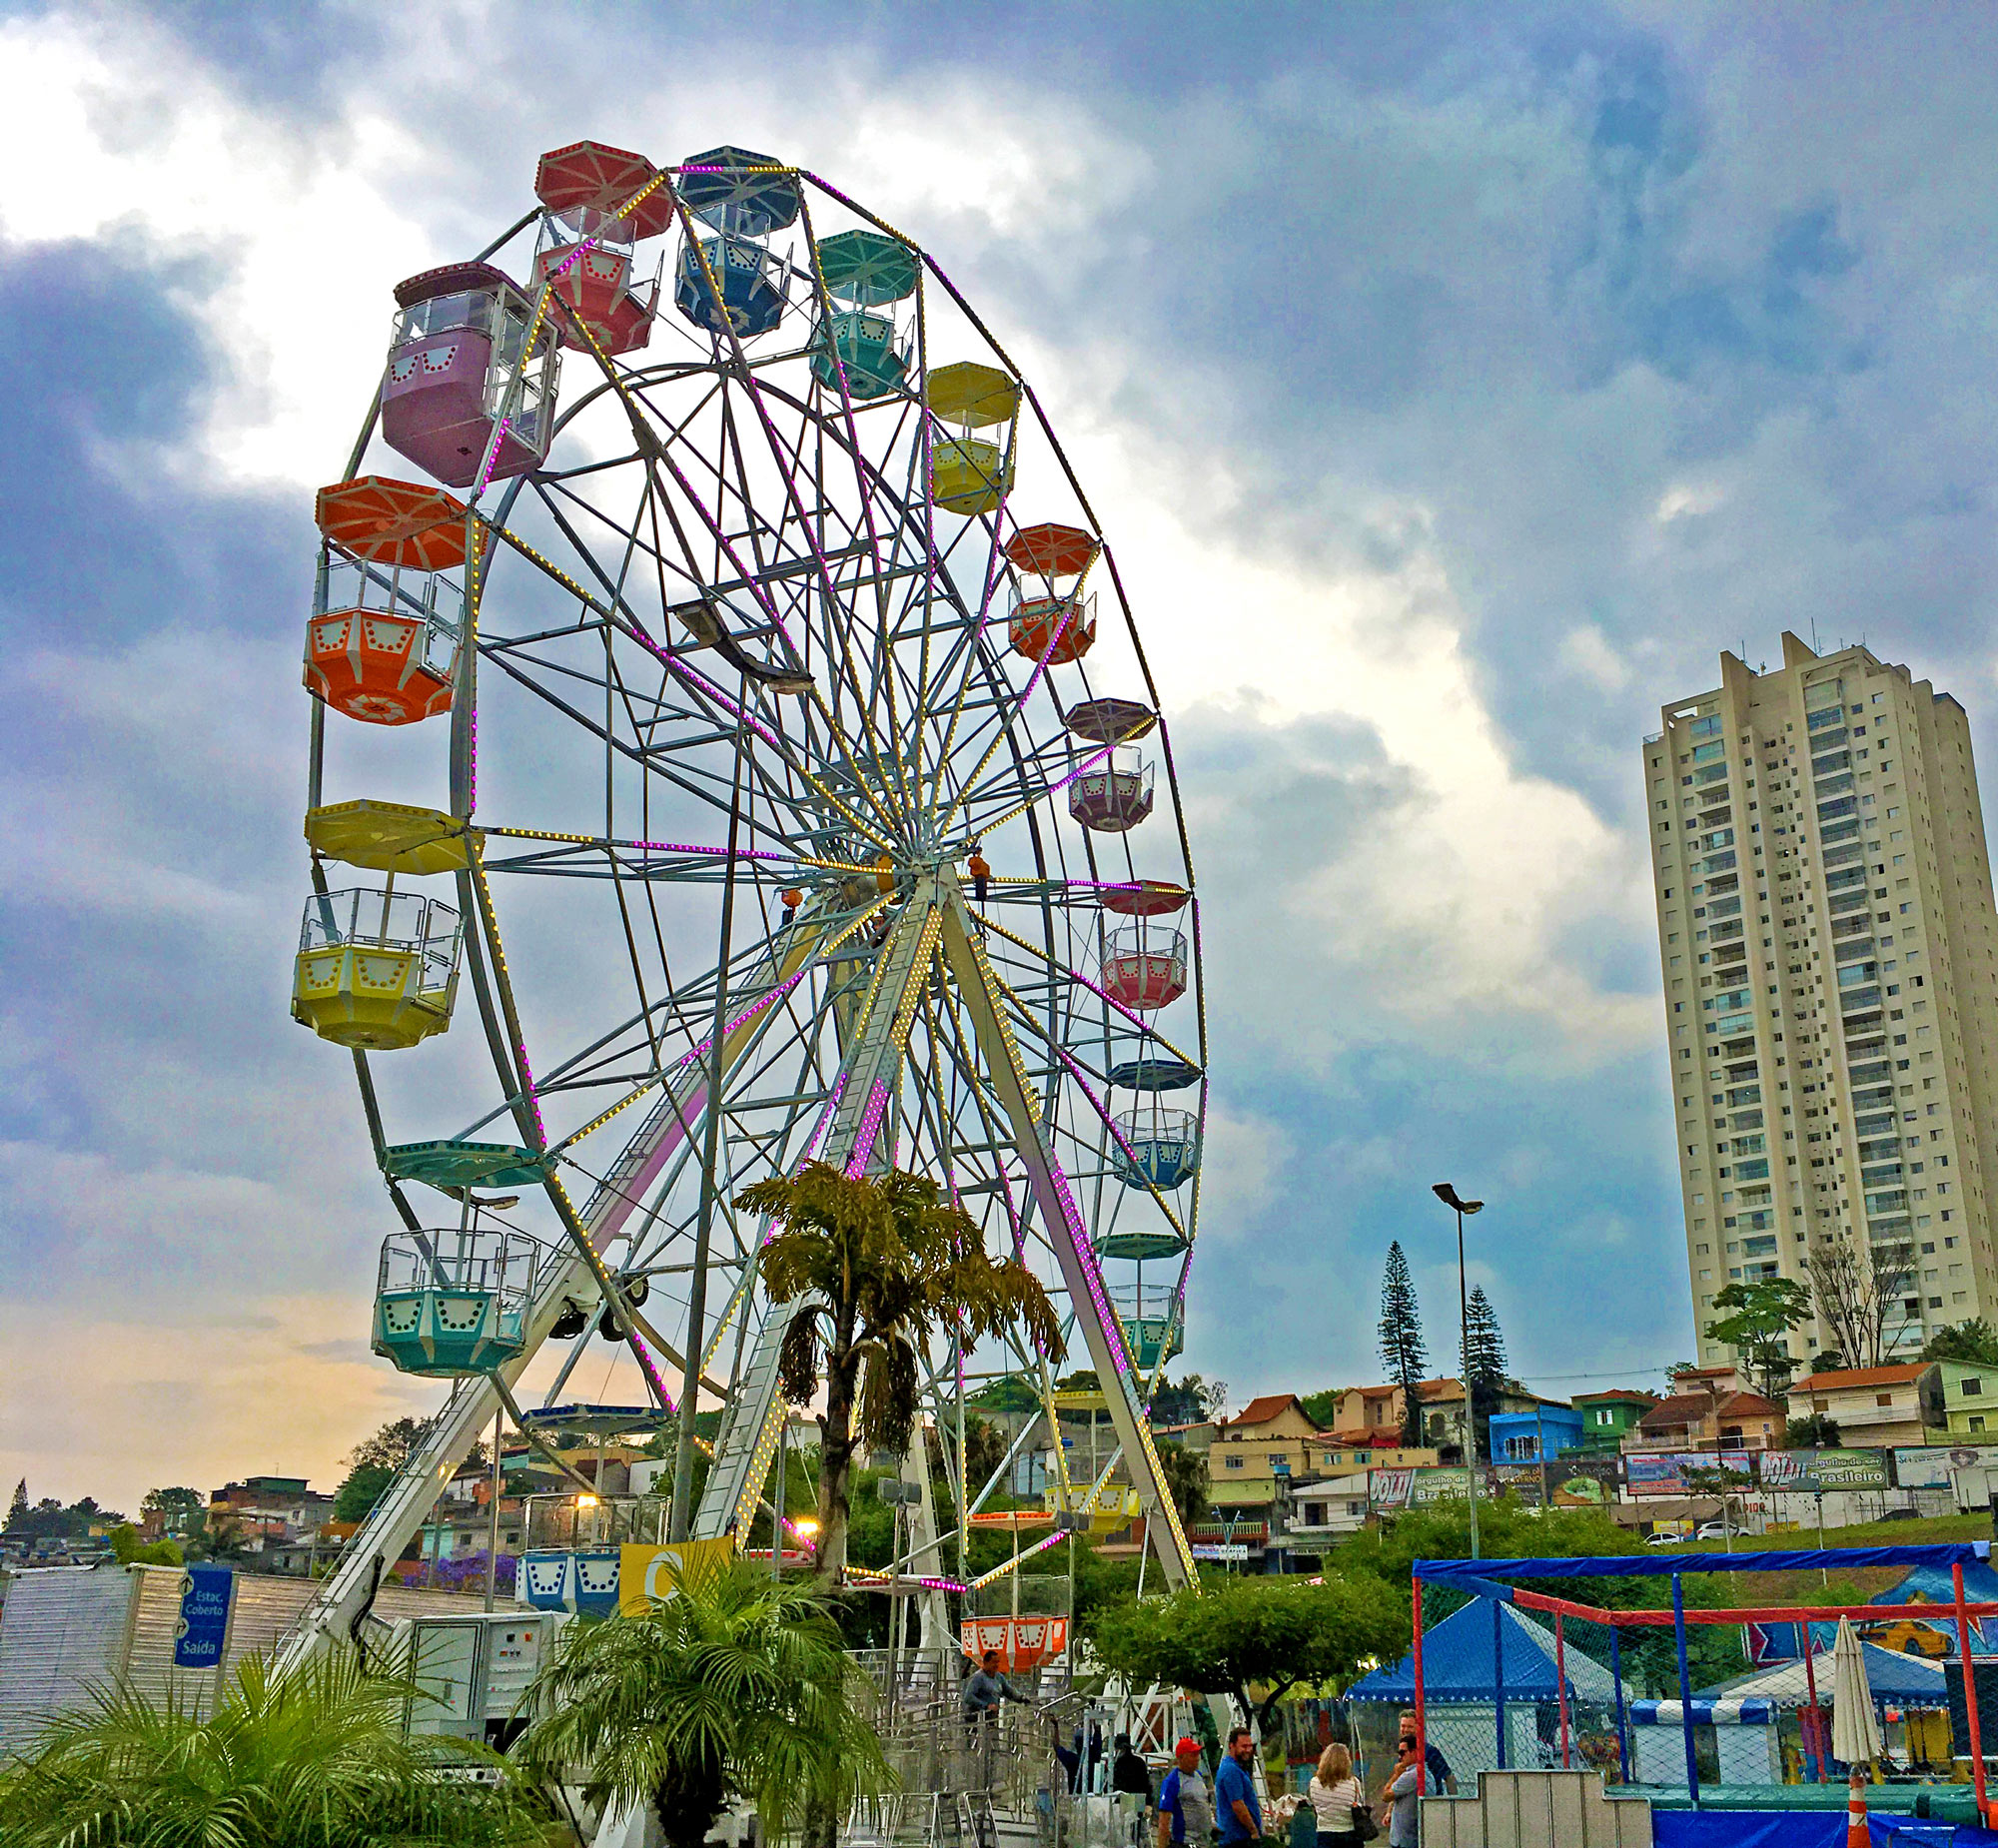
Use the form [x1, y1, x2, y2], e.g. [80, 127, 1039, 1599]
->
[1215, 1727, 1263, 1844]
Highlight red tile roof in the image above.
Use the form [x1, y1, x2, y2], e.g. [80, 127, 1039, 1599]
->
[1224, 1393, 1309, 1428]
[1638, 1393, 1713, 1429]
[1573, 1389, 1658, 1405]
[1639, 1388, 1779, 1428]
[1716, 1390, 1782, 1417]
[1790, 1364, 1931, 1392]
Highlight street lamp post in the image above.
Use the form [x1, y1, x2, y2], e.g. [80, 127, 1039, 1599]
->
[1434, 1183, 1486, 1561]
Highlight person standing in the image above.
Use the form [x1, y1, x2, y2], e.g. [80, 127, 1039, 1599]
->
[1113, 1734, 1155, 1801]
[1308, 1744, 1366, 1846]
[1216, 1727, 1264, 1847]
[1379, 1735, 1435, 1848]
[1396, 1713, 1456, 1796]
[1158, 1737, 1215, 1848]
[963, 1648, 1027, 1731]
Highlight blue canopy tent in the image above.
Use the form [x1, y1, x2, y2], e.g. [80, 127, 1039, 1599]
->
[1353, 1597, 1629, 1705]
[1351, 1595, 1634, 1782]
[1711, 1642, 1953, 1710]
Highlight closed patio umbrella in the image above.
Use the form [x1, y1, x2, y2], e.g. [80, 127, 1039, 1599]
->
[1830, 1616, 1883, 1770]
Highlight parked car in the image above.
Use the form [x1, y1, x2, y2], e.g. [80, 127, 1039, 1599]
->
[1693, 1522, 1732, 1541]
[1645, 1531, 1687, 1546]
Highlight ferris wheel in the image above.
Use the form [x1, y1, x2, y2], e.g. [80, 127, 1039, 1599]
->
[282, 141, 1208, 1659]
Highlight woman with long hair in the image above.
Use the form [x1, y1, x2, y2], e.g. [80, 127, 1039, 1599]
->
[1309, 1741, 1368, 1845]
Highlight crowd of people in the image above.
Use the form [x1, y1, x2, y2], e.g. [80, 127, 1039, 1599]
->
[960, 1651, 1455, 1848]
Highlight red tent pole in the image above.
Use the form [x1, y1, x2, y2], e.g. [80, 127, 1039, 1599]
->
[1413, 1574, 1428, 1801]
[1555, 1611, 1571, 1768]
[1801, 1640, 1822, 1784]
[1954, 1561, 1986, 1823]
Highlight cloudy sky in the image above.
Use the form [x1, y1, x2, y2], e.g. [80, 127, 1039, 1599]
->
[7, 1, 1998, 1514]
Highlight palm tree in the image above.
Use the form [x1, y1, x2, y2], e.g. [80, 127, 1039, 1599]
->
[515, 1555, 889, 1848]
[0, 1648, 540, 1847]
[736, 1162, 1064, 1583]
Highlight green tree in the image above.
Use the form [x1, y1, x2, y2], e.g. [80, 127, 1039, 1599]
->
[1704, 1278, 1813, 1398]
[968, 1374, 1041, 1413]
[184, 1516, 253, 1565]
[1379, 1242, 1429, 1444]
[333, 1415, 434, 1524]
[1787, 1411, 1841, 1446]
[1461, 1287, 1508, 1462]
[1152, 1374, 1227, 1426]
[349, 1415, 433, 1471]
[0, 1648, 540, 1847]
[736, 1163, 1063, 1584]
[6, 1479, 26, 1530]
[1924, 1319, 1998, 1367]
[109, 1524, 184, 1567]
[140, 1486, 205, 1536]
[1092, 1573, 1408, 1736]
[1299, 1388, 1341, 1428]
[334, 1464, 398, 1525]
[515, 1556, 888, 1848]
[1154, 1436, 1210, 1525]
[962, 1414, 1009, 1500]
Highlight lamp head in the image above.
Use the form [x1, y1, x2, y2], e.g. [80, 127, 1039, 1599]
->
[1432, 1183, 1484, 1215]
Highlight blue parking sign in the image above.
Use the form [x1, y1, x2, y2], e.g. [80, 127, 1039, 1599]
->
[174, 1565, 234, 1668]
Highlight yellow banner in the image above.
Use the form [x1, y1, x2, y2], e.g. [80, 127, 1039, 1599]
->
[617, 1538, 736, 1614]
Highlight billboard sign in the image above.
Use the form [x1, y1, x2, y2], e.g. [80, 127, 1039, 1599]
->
[1624, 1451, 1752, 1496]
[1759, 1448, 1889, 1492]
[1893, 1445, 1998, 1489]
[1485, 1464, 1546, 1506]
[1547, 1456, 1622, 1506]
[1369, 1467, 1475, 1510]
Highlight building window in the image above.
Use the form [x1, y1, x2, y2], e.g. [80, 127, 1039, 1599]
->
[1225, 1454, 1243, 1470]
[1964, 1380, 1983, 1396]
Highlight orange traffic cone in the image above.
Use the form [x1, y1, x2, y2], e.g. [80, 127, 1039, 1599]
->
[1846, 1769, 1869, 1848]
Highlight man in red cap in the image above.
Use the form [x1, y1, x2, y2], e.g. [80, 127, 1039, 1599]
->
[1159, 1736, 1215, 1848]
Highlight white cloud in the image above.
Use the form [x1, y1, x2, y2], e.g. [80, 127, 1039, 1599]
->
[1655, 479, 1726, 522]
[1559, 622, 1632, 691]
[0, 11, 433, 486]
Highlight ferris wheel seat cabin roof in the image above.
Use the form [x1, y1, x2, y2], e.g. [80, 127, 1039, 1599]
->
[314, 476, 469, 568]
[815, 229, 919, 306]
[393, 260, 525, 312]
[533, 139, 673, 241]
[674, 145, 801, 236]
[924, 360, 1020, 427]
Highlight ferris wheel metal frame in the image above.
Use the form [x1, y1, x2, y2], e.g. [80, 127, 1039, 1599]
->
[276, 142, 1210, 1672]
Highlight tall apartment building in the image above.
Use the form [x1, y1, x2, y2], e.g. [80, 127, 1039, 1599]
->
[1648, 633, 1998, 1370]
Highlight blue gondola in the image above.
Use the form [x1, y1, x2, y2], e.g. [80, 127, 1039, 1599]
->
[674, 236, 787, 337]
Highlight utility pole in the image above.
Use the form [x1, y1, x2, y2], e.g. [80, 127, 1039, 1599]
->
[1434, 1184, 1487, 1559]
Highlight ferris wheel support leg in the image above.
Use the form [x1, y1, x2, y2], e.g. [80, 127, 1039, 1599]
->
[902, 1423, 952, 1665]
[695, 884, 946, 1545]
[935, 892, 1199, 1589]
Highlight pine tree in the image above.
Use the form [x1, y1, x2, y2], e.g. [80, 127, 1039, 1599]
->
[6, 1478, 26, 1531]
[1379, 1242, 1429, 1444]
[1461, 1287, 1508, 1462]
